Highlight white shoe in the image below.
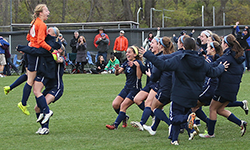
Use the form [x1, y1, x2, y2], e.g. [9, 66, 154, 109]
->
[242, 100, 248, 115]
[39, 128, 49, 135]
[108, 70, 111, 74]
[199, 133, 215, 138]
[189, 131, 197, 140]
[240, 120, 247, 136]
[41, 110, 53, 124]
[171, 141, 179, 145]
[143, 124, 156, 135]
[36, 113, 44, 123]
[101, 71, 108, 74]
[35, 127, 42, 134]
[130, 121, 144, 131]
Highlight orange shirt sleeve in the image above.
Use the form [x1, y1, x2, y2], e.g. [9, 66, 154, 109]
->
[37, 23, 51, 51]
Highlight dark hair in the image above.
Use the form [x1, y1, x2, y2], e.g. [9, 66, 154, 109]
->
[224, 34, 244, 59]
[184, 38, 196, 50]
[148, 32, 153, 39]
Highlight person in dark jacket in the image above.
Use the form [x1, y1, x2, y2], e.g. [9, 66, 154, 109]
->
[75, 35, 87, 73]
[140, 37, 227, 145]
[91, 55, 106, 74]
[69, 31, 79, 71]
[200, 34, 247, 138]
[95, 33, 109, 62]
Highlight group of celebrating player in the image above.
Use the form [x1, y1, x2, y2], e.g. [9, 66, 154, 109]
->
[105, 29, 248, 145]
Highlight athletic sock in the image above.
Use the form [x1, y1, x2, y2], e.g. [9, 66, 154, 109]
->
[137, 101, 145, 111]
[10, 74, 27, 90]
[140, 107, 152, 125]
[36, 113, 43, 127]
[151, 116, 160, 131]
[154, 108, 170, 125]
[114, 111, 126, 127]
[21, 83, 32, 106]
[207, 118, 216, 135]
[227, 101, 243, 108]
[114, 108, 120, 114]
[36, 95, 49, 114]
[195, 107, 208, 125]
[227, 113, 241, 126]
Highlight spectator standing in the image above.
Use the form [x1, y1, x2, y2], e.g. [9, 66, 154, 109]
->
[4, 41, 19, 76]
[58, 33, 67, 54]
[75, 35, 87, 73]
[173, 29, 195, 44]
[95, 33, 109, 62]
[69, 31, 79, 71]
[143, 27, 160, 51]
[0, 36, 9, 77]
[113, 30, 128, 63]
[94, 27, 110, 62]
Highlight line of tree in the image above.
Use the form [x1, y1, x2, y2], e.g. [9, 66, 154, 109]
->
[1, 0, 250, 31]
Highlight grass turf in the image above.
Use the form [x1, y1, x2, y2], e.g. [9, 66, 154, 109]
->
[0, 72, 249, 150]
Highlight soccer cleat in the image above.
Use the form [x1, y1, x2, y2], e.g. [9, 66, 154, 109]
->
[180, 128, 184, 134]
[187, 113, 196, 129]
[171, 141, 179, 145]
[240, 121, 247, 136]
[242, 100, 248, 115]
[106, 124, 117, 130]
[41, 110, 53, 124]
[122, 116, 129, 128]
[17, 102, 30, 115]
[39, 128, 49, 135]
[35, 128, 43, 134]
[189, 131, 197, 140]
[199, 133, 215, 138]
[193, 124, 200, 134]
[36, 113, 44, 123]
[130, 121, 144, 131]
[143, 125, 156, 135]
[3, 86, 11, 95]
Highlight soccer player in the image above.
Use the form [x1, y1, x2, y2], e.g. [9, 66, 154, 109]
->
[199, 34, 247, 138]
[106, 46, 145, 130]
[140, 37, 228, 145]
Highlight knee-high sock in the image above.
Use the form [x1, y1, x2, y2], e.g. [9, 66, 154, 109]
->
[154, 108, 170, 125]
[227, 113, 241, 126]
[114, 111, 126, 127]
[195, 107, 208, 126]
[207, 118, 216, 135]
[21, 83, 32, 106]
[151, 116, 160, 131]
[227, 101, 243, 107]
[171, 124, 180, 142]
[140, 107, 152, 125]
[137, 101, 145, 111]
[10, 74, 27, 90]
[114, 108, 120, 114]
[36, 95, 49, 114]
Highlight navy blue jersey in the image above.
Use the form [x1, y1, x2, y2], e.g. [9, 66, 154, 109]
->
[121, 60, 143, 89]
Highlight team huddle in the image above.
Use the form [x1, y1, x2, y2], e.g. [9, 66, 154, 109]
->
[105, 29, 248, 145]
[2, 3, 248, 146]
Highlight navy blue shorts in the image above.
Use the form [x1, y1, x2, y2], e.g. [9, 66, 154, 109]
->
[155, 89, 171, 105]
[34, 75, 47, 84]
[43, 87, 64, 102]
[118, 87, 140, 101]
[23, 53, 28, 68]
[213, 95, 232, 103]
[199, 96, 212, 106]
[141, 82, 158, 93]
[27, 54, 39, 71]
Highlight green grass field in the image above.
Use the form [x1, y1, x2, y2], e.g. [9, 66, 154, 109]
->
[0, 72, 250, 150]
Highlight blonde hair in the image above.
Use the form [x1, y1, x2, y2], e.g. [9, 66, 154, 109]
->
[78, 36, 86, 43]
[29, 4, 47, 29]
